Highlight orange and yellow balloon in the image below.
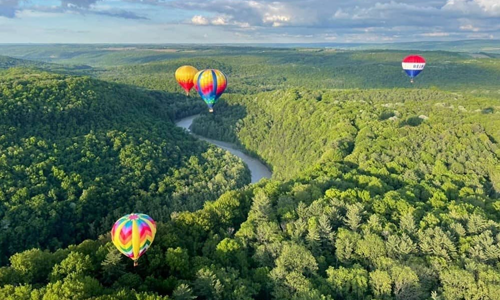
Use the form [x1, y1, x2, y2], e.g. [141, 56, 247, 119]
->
[194, 69, 228, 113]
[175, 65, 198, 96]
[111, 213, 156, 266]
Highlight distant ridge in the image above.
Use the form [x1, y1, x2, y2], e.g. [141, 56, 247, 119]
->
[0, 55, 50, 69]
[1, 39, 500, 53]
[232, 39, 500, 53]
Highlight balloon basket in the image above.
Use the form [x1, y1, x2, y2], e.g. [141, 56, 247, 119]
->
[134, 261, 138, 267]
[209, 108, 214, 113]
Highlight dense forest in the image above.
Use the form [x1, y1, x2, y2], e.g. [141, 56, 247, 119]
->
[0, 57, 49, 70]
[1, 153, 499, 299]
[191, 89, 500, 183]
[0, 55, 93, 75]
[2, 46, 500, 91]
[0, 69, 249, 263]
[0, 47, 499, 299]
[95, 51, 500, 94]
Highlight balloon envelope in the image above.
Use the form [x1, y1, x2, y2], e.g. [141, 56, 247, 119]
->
[175, 66, 199, 95]
[111, 213, 156, 264]
[195, 69, 227, 112]
[193, 70, 203, 92]
[402, 55, 426, 81]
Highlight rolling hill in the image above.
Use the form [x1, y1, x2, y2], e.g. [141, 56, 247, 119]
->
[0, 46, 498, 299]
[0, 69, 250, 263]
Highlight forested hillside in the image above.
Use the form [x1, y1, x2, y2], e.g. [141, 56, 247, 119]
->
[0, 69, 250, 263]
[1, 82, 499, 299]
[0, 46, 499, 299]
[0, 55, 92, 75]
[0, 56, 48, 70]
[192, 89, 500, 185]
[95, 51, 500, 97]
[3, 46, 499, 92]
[1, 152, 499, 299]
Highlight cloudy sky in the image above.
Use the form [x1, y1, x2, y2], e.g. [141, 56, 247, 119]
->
[0, 0, 499, 43]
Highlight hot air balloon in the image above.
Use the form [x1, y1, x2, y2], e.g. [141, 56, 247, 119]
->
[193, 70, 202, 93]
[111, 213, 156, 266]
[195, 69, 227, 113]
[402, 55, 426, 83]
[175, 66, 199, 96]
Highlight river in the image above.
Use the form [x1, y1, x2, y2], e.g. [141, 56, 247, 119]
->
[175, 115, 272, 184]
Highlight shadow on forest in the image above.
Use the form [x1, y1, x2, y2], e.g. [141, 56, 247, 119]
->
[482, 107, 495, 114]
[379, 111, 396, 120]
[400, 116, 424, 127]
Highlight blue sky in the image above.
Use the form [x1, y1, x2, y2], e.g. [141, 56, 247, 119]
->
[0, 0, 499, 43]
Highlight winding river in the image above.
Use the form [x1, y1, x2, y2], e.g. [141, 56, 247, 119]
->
[176, 115, 272, 184]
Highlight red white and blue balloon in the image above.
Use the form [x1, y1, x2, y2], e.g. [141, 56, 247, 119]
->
[402, 55, 426, 83]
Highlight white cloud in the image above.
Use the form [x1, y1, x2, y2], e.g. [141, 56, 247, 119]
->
[211, 16, 228, 25]
[4, 0, 500, 43]
[191, 15, 209, 25]
[444, 0, 500, 16]
[190, 14, 254, 28]
[234, 21, 251, 28]
[472, 0, 500, 14]
[62, 0, 101, 9]
[263, 15, 290, 23]
[466, 32, 495, 39]
[421, 32, 450, 37]
[15, 9, 63, 18]
[324, 34, 338, 41]
[263, 14, 290, 27]
[460, 24, 480, 32]
[168, 0, 500, 42]
[333, 9, 349, 19]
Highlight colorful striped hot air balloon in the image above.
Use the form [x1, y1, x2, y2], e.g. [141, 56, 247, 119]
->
[195, 69, 228, 113]
[402, 55, 426, 83]
[193, 70, 203, 93]
[175, 65, 199, 96]
[111, 213, 156, 266]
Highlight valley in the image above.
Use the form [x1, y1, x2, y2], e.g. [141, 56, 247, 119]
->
[0, 44, 499, 299]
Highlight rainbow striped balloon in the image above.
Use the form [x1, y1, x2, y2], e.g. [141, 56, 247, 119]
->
[194, 69, 228, 112]
[111, 213, 156, 266]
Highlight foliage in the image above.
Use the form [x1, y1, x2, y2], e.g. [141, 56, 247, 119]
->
[0, 46, 499, 299]
[0, 70, 250, 262]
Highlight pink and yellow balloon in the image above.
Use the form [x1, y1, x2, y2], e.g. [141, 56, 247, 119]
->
[111, 213, 156, 266]
[175, 65, 199, 96]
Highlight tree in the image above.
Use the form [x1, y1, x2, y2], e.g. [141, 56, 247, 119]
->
[390, 266, 422, 300]
[42, 276, 104, 300]
[327, 265, 369, 300]
[101, 248, 126, 285]
[344, 203, 364, 232]
[270, 244, 318, 298]
[9, 249, 66, 284]
[50, 252, 93, 281]
[193, 268, 223, 300]
[172, 283, 196, 300]
[335, 228, 360, 263]
[440, 269, 478, 300]
[387, 234, 416, 259]
[356, 233, 387, 265]
[369, 270, 392, 298]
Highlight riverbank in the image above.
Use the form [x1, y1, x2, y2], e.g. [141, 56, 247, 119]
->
[175, 115, 272, 184]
